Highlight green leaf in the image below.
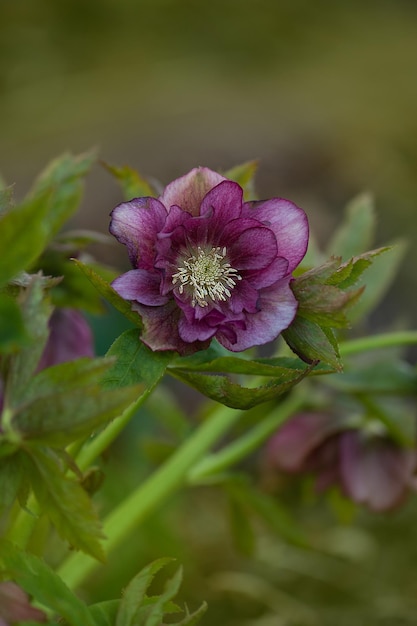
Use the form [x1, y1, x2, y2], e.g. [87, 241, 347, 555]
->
[172, 353, 312, 377]
[0, 183, 14, 215]
[103, 162, 156, 200]
[5, 276, 52, 407]
[0, 540, 96, 626]
[73, 259, 143, 326]
[223, 160, 258, 199]
[142, 566, 183, 626]
[27, 150, 96, 240]
[348, 241, 407, 322]
[0, 453, 23, 511]
[25, 447, 105, 561]
[102, 329, 174, 391]
[326, 192, 376, 259]
[13, 376, 143, 447]
[88, 600, 119, 626]
[0, 293, 28, 353]
[116, 558, 174, 626]
[282, 317, 341, 370]
[170, 362, 312, 409]
[0, 190, 52, 287]
[175, 602, 208, 626]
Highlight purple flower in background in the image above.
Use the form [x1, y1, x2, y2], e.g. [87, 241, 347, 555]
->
[110, 167, 309, 354]
[266, 413, 417, 512]
[37, 307, 94, 370]
[0, 581, 46, 625]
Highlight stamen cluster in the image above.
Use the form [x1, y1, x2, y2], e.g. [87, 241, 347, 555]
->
[172, 246, 241, 307]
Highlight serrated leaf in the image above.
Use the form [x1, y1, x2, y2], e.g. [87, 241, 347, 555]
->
[116, 558, 174, 626]
[25, 447, 105, 561]
[102, 328, 174, 390]
[73, 259, 143, 325]
[88, 600, 119, 626]
[0, 190, 52, 287]
[349, 241, 407, 322]
[170, 363, 312, 409]
[5, 276, 52, 407]
[282, 316, 341, 369]
[0, 293, 28, 353]
[142, 566, 183, 626]
[0, 453, 23, 511]
[327, 192, 376, 259]
[27, 150, 96, 240]
[13, 379, 143, 447]
[223, 161, 258, 199]
[103, 162, 156, 200]
[175, 602, 208, 626]
[19, 357, 116, 403]
[0, 540, 96, 626]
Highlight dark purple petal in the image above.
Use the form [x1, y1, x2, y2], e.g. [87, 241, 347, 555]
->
[340, 431, 416, 512]
[134, 301, 210, 355]
[228, 279, 259, 314]
[245, 198, 309, 273]
[159, 167, 226, 216]
[266, 413, 339, 473]
[227, 226, 277, 271]
[245, 256, 289, 289]
[110, 197, 167, 268]
[37, 308, 94, 371]
[216, 277, 298, 352]
[112, 269, 168, 306]
[178, 315, 218, 343]
[199, 180, 243, 225]
[0, 582, 47, 624]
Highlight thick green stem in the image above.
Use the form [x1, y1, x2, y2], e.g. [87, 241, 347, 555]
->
[57, 403, 243, 590]
[339, 331, 417, 356]
[188, 392, 306, 484]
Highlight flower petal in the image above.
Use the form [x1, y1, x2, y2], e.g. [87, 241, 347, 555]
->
[216, 277, 298, 352]
[266, 413, 338, 473]
[340, 432, 415, 511]
[245, 198, 309, 273]
[110, 197, 167, 268]
[134, 301, 211, 355]
[112, 269, 168, 306]
[159, 167, 226, 216]
[227, 226, 277, 271]
[199, 180, 243, 226]
[245, 256, 289, 289]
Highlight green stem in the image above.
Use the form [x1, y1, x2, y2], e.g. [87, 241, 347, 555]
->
[57, 403, 243, 590]
[75, 390, 152, 472]
[6, 494, 40, 548]
[339, 331, 417, 356]
[188, 392, 306, 484]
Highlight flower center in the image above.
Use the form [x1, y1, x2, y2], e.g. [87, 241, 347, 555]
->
[172, 246, 242, 307]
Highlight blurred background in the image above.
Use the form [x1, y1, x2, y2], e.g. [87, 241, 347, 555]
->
[2, 1, 417, 624]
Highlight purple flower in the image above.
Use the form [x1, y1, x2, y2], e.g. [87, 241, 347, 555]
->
[266, 413, 417, 512]
[0, 582, 46, 625]
[37, 307, 94, 370]
[110, 167, 309, 354]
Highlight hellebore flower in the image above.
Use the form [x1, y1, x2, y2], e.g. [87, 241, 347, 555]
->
[0, 581, 46, 625]
[37, 307, 94, 370]
[110, 167, 309, 354]
[265, 413, 417, 512]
